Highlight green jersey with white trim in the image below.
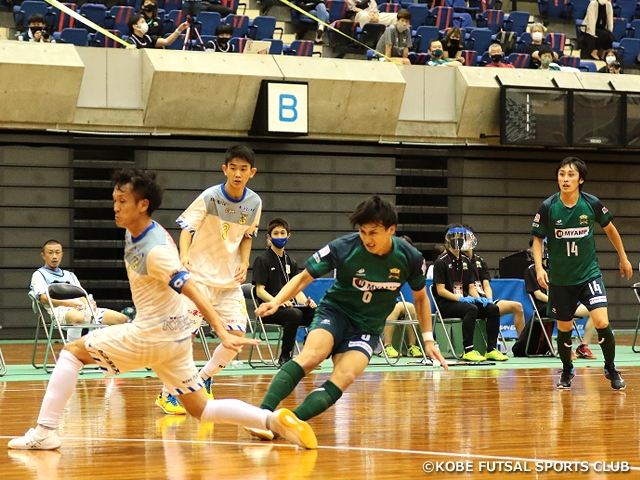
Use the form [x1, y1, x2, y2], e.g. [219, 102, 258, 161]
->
[304, 233, 426, 335]
[531, 192, 612, 286]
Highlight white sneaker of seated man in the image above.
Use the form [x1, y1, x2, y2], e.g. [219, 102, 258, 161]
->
[8, 428, 62, 450]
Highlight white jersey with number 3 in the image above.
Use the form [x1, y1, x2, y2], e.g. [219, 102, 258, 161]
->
[177, 184, 262, 288]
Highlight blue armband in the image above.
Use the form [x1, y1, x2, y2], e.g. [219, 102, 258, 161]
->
[169, 270, 191, 294]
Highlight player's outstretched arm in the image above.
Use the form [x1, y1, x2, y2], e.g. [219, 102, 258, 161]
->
[255, 269, 315, 317]
[181, 279, 259, 352]
[413, 288, 449, 371]
[603, 223, 633, 280]
[179, 229, 194, 271]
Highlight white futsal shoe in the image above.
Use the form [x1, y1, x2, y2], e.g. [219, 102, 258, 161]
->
[8, 428, 62, 450]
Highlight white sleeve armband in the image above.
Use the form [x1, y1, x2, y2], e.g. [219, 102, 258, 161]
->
[422, 331, 434, 342]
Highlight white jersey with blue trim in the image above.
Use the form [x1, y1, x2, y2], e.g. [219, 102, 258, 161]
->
[176, 184, 262, 288]
[30, 267, 81, 296]
[125, 221, 196, 341]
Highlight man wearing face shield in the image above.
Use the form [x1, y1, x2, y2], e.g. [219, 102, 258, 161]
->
[252, 218, 316, 367]
[432, 225, 508, 362]
[18, 14, 53, 43]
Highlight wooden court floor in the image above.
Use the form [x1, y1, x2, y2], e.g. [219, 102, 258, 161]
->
[1, 360, 640, 479]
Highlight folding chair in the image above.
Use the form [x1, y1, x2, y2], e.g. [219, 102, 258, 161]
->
[631, 282, 640, 353]
[243, 283, 284, 369]
[0, 325, 6, 376]
[31, 283, 108, 373]
[526, 293, 556, 357]
[374, 289, 430, 366]
[430, 284, 507, 359]
[430, 284, 464, 359]
[194, 320, 212, 363]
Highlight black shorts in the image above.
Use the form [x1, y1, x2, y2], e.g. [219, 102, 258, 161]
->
[548, 276, 607, 320]
[310, 303, 379, 359]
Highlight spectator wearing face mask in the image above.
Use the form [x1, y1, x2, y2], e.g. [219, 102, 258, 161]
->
[484, 43, 514, 68]
[598, 48, 623, 73]
[581, 0, 614, 60]
[537, 44, 561, 71]
[17, 14, 54, 43]
[139, 0, 165, 38]
[442, 27, 465, 64]
[526, 23, 557, 68]
[205, 23, 235, 52]
[375, 9, 412, 65]
[427, 39, 462, 66]
[126, 13, 188, 48]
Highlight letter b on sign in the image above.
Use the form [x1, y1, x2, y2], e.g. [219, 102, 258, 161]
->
[267, 83, 308, 134]
[279, 94, 298, 122]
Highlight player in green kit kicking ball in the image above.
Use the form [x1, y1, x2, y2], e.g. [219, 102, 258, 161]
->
[246, 195, 448, 440]
[531, 157, 633, 390]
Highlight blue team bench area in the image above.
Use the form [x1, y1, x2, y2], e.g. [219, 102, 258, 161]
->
[302, 277, 590, 341]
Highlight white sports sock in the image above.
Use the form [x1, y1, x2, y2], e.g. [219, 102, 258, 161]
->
[199, 344, 239, 379]
[37, 350, 83, 429]
[161, 386, 170, 398]
[201, 399, 269, 429]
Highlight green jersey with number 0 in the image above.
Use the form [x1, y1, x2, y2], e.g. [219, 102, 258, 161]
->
[531, 192, 612, 286]
[304, 233, 426, 335]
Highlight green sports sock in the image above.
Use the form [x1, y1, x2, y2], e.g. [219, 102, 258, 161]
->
[556, 329, 573, 371]
[596, 324, 616, 368]
[260, 360, 306, 411]
[293, 380, 343, 421]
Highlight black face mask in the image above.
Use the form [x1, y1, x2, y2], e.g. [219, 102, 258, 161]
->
[449, 39, 459, 46]
[29, 26, 44, 34]
[218, 38, 229, 46]
[491, 53, 503, 62]
[143, 5, 154, 12]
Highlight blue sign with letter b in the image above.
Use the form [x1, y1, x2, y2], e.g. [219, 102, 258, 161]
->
[279, 94, 298, 122]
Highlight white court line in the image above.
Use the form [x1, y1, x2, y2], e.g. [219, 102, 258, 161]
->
[0, 434, 637, 471]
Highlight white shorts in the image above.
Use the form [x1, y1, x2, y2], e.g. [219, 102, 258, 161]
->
[84, 323, 202, 396]
[54, 306, 105, 324]
[185, 285, 248, 333]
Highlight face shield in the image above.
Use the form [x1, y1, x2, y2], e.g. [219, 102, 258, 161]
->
[445, 227, 477, 251]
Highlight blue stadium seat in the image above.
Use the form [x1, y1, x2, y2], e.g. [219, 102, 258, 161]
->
[265, 38, 284, 54]
[249, 15, 283, 40]
[105, 6, 134, 35]
[89, 29, 122, 48]
[59, 27, 88, 46]
[476, 9, 504, 35]
[326, 0, 348, 23]
[465, 28, 492, 57]
[283, 39, 317, 56]
[50, 3, 80, 33]
[407, 4, 430, 32]
[557, 55, 580, 68]
[460, 48, 478, 65]
[79, 3, 108, 31]
[224, 14, 249, 38]
[196, 11, 221, 36]
[427, 6, 453, 29]
[414, 25, 440, 52]
[507, 52, 530, 68]
[538, 0, 571, 19]
[503, 11, 529, 36]
[616, 37, 640, 65]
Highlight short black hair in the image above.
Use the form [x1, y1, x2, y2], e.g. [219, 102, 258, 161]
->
[42, 239, 62, 252]
[267, 217, 290, 235]
[215, 23, 234, 36]
[128, 13, 143, 35]
[349, 195, 398, 229]
[225, 145, 255, 167]
[538, 44, 553, 57]
[556, 156, 587, 190]
[111, 169, 164, 215]
[28, 13, 45, 24]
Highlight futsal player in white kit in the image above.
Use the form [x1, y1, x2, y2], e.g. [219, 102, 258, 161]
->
[8, 169, 316, 450]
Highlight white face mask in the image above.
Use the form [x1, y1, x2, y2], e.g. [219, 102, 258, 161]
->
[138, 22, 149, 35]
[598, 0, 607, 5]
[532, 31, 543, 42]
[606, 55, 616, 64]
